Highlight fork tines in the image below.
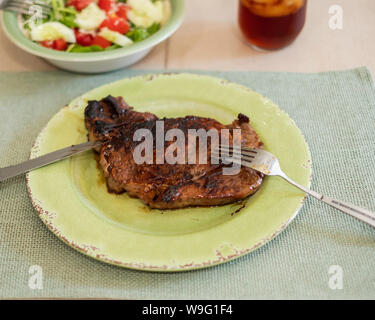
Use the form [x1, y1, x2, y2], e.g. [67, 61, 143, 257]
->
[211, 145, 259, 167]
[14, 0, 51, 9]
[218, 145, 257, 157]
[4, 0, 51, 18]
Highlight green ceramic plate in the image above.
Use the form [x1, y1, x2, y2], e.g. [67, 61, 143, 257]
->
[27, 73, 311, 272]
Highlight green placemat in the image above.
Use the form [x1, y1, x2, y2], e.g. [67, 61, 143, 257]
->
[1, 67, 375, 299]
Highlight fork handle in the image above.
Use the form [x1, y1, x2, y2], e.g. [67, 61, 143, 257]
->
[280, 174, 375, 228]
[320, 196, 375, 228]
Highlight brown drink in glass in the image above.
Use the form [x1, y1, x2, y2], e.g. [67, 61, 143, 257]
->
[238, 0, 307, 50]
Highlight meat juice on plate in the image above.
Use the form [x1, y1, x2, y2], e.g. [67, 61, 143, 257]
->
[238, 0, 307, 50]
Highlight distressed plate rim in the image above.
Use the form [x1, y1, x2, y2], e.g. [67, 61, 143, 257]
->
[26, 73, 312, 272]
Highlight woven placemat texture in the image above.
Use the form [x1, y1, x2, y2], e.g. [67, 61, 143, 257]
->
[0, 67, 375, 299]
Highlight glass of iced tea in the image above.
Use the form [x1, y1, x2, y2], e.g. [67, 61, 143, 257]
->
[238, 0, 307, 51]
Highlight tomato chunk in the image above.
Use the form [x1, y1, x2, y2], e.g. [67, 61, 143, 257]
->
[116, 4, 129, 19]
[100, 16, 130, 34]
[41, 40, 54, 49]
[74, 29, 94, 46]
[92, 35, 112, 48]
[53, 39, 68, 51]
[66, 0, 93, 11]
[98, 0, 115, 12]
[41, 39, 68, 51]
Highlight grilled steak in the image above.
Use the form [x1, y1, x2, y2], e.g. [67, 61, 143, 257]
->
[84, 96, 264, 209]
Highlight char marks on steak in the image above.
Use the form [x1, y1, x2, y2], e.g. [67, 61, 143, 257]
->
[84, 96, 264, 209]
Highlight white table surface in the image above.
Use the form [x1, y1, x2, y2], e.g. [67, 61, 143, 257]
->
[0, 0, 374, 74]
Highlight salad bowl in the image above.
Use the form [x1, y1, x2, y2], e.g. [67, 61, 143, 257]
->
[1, 0, 184, 73]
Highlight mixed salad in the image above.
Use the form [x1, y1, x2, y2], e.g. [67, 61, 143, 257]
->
[20, 0, 171, 52]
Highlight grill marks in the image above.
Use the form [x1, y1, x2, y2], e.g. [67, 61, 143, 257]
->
[84, 95, 264, 209]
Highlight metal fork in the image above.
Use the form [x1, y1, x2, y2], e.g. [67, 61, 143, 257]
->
[0, 0, 51, 18]
[213, 145, 375, 228]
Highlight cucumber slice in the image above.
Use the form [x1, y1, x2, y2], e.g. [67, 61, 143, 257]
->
[75, 3, 106, 31]
[127, 0, 164, 28]
[30, 21, 76, 43]
[99, 28, 133, 47]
